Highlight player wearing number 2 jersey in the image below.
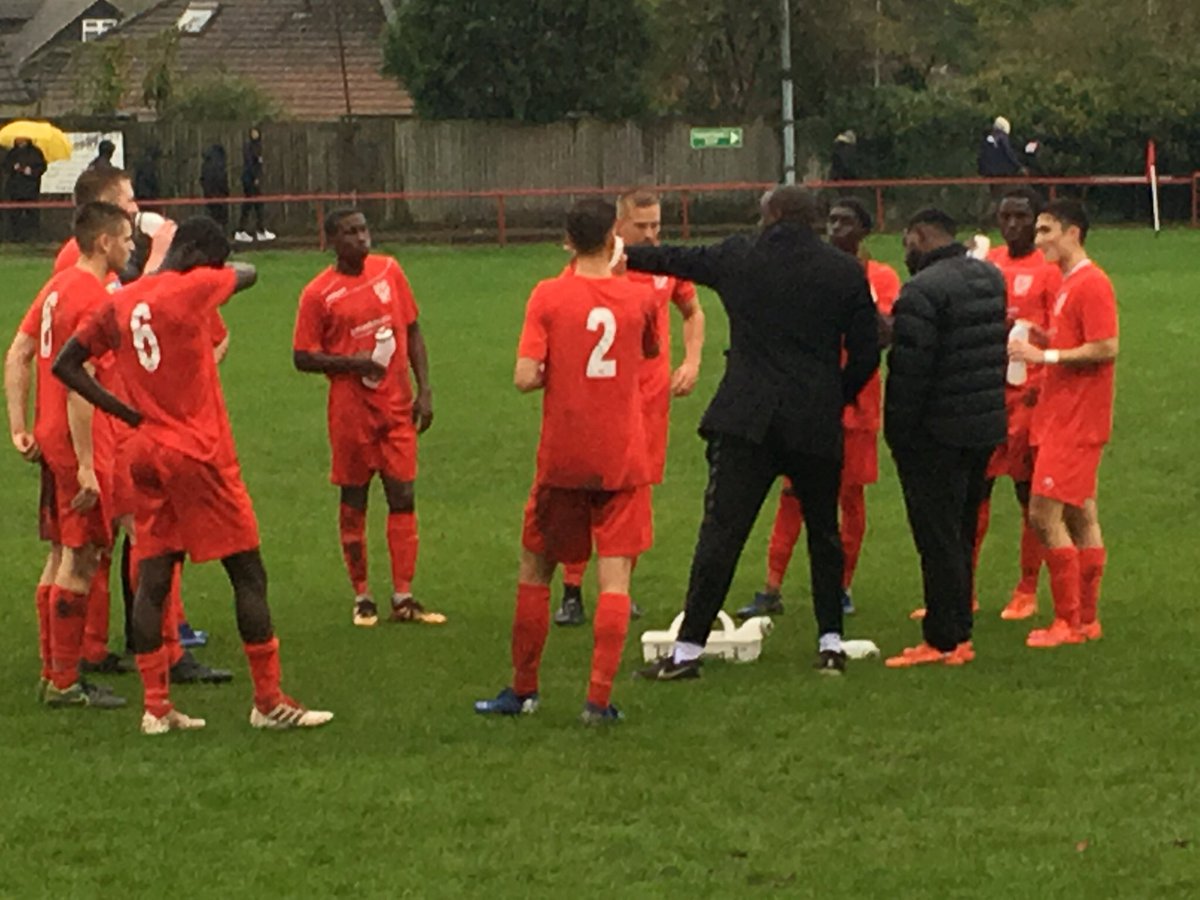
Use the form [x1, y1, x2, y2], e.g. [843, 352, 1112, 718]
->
[476, 198, 659, 724]
[55, 217, 332, 735]
[293, 210, 444, 629]
[6, 202, 133, 709]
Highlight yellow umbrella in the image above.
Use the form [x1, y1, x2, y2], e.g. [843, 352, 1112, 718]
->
[0, 120, 73, 162]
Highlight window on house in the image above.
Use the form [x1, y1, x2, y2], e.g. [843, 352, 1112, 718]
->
[81, 18, 118, 41]
[177, 2, 220, 34]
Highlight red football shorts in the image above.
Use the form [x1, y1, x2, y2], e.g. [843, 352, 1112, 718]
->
[521, 483, 653, 564]
[643, 384, 670, 485]
[129, 440, 260, 563]
[108, 439, 137, 521]
[842, 429, 879, 487]
[1031, 443, 1104, 508]
[328, 411, 417, 486]
[987, 391, 1036, 482]
[40, 462, 111, 549]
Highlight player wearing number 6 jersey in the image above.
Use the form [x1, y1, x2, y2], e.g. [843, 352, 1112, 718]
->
[293, 210, 444, 629]
[475, 198, 659, 724]
[54, 217, 332, 734]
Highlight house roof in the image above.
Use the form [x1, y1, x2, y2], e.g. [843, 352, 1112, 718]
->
[0, 39, 32, 104]
[9, 0, 155, 66]
[40, 0, 412, 120]
[0, 1, 43, 22]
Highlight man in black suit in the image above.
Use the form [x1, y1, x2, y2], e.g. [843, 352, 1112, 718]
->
[631, 186, 880, 677]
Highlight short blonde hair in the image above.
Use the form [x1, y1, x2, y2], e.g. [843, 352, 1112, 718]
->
[617, 188, 660, 218]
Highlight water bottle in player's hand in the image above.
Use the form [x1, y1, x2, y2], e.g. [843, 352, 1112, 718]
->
[363, 326, 395, 389]
[1007, 319, 1031, 387]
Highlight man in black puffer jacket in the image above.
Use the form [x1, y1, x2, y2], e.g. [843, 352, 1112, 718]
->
[884, 208, 1007, 667]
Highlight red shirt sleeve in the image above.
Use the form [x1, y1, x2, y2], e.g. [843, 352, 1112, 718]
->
[18, 296, 41, 339]
[209, 310, 229, 347]
[642, 288, 662, 360]
[74, 302, 119, 358]
[1080, 274, 1118, 343]
[517, 285, 550, 362]
[292, 286, 327, 354]
[870, 264, 901, 316]
[390, 260, 419, 326]
[670, 278, 697, 310]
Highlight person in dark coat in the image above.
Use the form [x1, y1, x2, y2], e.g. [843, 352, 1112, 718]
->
[133, 145, 162, 206]
[4, 137, 48, 242]
[200, 143, 230, 231]
[830, 130, 858, 181]
[977, 117, 1023, 178]
[235, 127, 274, 241]
[88, 139, 119, 173]
[630, 185, 881, 679]
[883, 208, 1008, 668]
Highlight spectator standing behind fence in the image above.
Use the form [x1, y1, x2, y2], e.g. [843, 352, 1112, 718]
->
[978, 117, 1025, 179]
[235, 127, 275, 243]
[830, 130, 858, 182]
[133, 145, 162, 210]
[4, 137, 47, 243]
[201, 144, 230, 232]
[87, 140, 119, 173]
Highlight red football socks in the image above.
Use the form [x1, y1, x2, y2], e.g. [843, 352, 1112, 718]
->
[840, 484, 867, 588]
[1017, 520, 1044, 594]
[48, 586, 87, 690]
[243, 636, 283, 712]
[1079, 546, 1107, 625]
[386, 512, 419, 595]
[587, 592, 631, 709]
[35, 583, 51, 681]
[767, 491, 803, 588]
[562, 562, 587, 589]
[338, 503, 368, 595]
[511, 583, 551, 696]
[1045, 546, 1081, 627]
[136, 646, 172, 717]
[82, 552, 112, 665]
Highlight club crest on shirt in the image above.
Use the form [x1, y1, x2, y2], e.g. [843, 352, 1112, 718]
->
[373, 280, 392, 304]
[1013, 274, 1033, 297]
[653, 275, 669, 291]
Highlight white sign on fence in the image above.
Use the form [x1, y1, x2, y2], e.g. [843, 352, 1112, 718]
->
[41, 132, 125, 195]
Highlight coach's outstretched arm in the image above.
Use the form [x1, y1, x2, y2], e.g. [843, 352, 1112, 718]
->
[624, 237, 739, 290]
[52, 338, 143, 428]
[230, 261, 257, 293]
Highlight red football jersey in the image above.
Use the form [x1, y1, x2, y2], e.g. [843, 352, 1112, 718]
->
[842, 260, 900, 432]
[1032, 260, 1118, 447]
[20, 267, 113, 469]
[630, 270, 697, 394]
[987, 245, 1061, 330]
[74, 267, 240, 465]
[293, 255, 420, 425]
[518, 271, 658, 490]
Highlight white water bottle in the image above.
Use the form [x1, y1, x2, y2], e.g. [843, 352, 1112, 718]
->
[362, 326, 396, 389]
[1007, 319, 1031, 387]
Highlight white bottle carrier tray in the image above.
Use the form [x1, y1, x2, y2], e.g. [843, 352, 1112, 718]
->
[641, 611, 773, 663]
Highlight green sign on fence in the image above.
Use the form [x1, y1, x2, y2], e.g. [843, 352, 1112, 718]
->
[689, 127, 744, 149]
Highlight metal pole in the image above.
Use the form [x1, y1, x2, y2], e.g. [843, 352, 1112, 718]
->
[781, 0, 795, 184]
[331, 0, 354, 120]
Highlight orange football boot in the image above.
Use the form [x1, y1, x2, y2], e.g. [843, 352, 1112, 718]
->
[1078, 620, 1103, 642]
[1026, 618, 1085, 648]
[886, 643, 949, 667]
[909, 606, 926, 621]
[945, 641, 975, 665]
[1000, 589, 1038, 621]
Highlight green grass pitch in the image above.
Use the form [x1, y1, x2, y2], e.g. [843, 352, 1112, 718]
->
[1, 230, 1198, 898]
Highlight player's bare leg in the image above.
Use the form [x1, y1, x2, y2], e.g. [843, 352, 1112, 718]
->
[475, 549, 555, 716]
[581, 555, 635, 725]
[1065, 499, 1105, 641]
[222, 549, 333, 731]
[34, 547, 61, 699]
[338, 483, 375, 626]
[130, 552, 203, 733]
[382, 476, 444, 624]
[45, 543, 126, 709]
[1025, 496, 1085, 648]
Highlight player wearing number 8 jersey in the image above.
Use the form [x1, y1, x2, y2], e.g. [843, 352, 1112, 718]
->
[54, 217, 332, 734]
[475, 198, 659, 724]
[293, 210, 443, 629]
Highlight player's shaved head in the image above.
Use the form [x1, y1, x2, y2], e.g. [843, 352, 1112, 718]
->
[907, 207, 958, 238]
[998, 188, 1042, 257]
[74, 167, 132, 206]
[325, 208, 365, 239]
[1000, 187, 1043, 214]
[73, 201, 131, 253]
[762, 185, 819, 228]
[164, 216, 231, 271]
[1043, 199, 1090, 243]
[566, 198, 616, 255]
[617, 188, 659, 219]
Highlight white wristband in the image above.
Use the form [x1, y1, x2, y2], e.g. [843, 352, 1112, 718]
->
[1044, 349, 1061, 364]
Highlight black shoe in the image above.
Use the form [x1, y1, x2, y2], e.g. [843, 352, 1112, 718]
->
[629, 601, 644, 620]
[635, 656, 702, 681]
[814, 650, 847, 676]
[170, 650, 233, 685]
[736, 591, 784, 620]
[554, 586, 586, 626]
[80, 652, 135, 675]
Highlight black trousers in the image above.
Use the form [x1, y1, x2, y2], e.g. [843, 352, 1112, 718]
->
[892, 441, 992, 651]
[677, 431, 844, 648]
[238, 183, 264, 232]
